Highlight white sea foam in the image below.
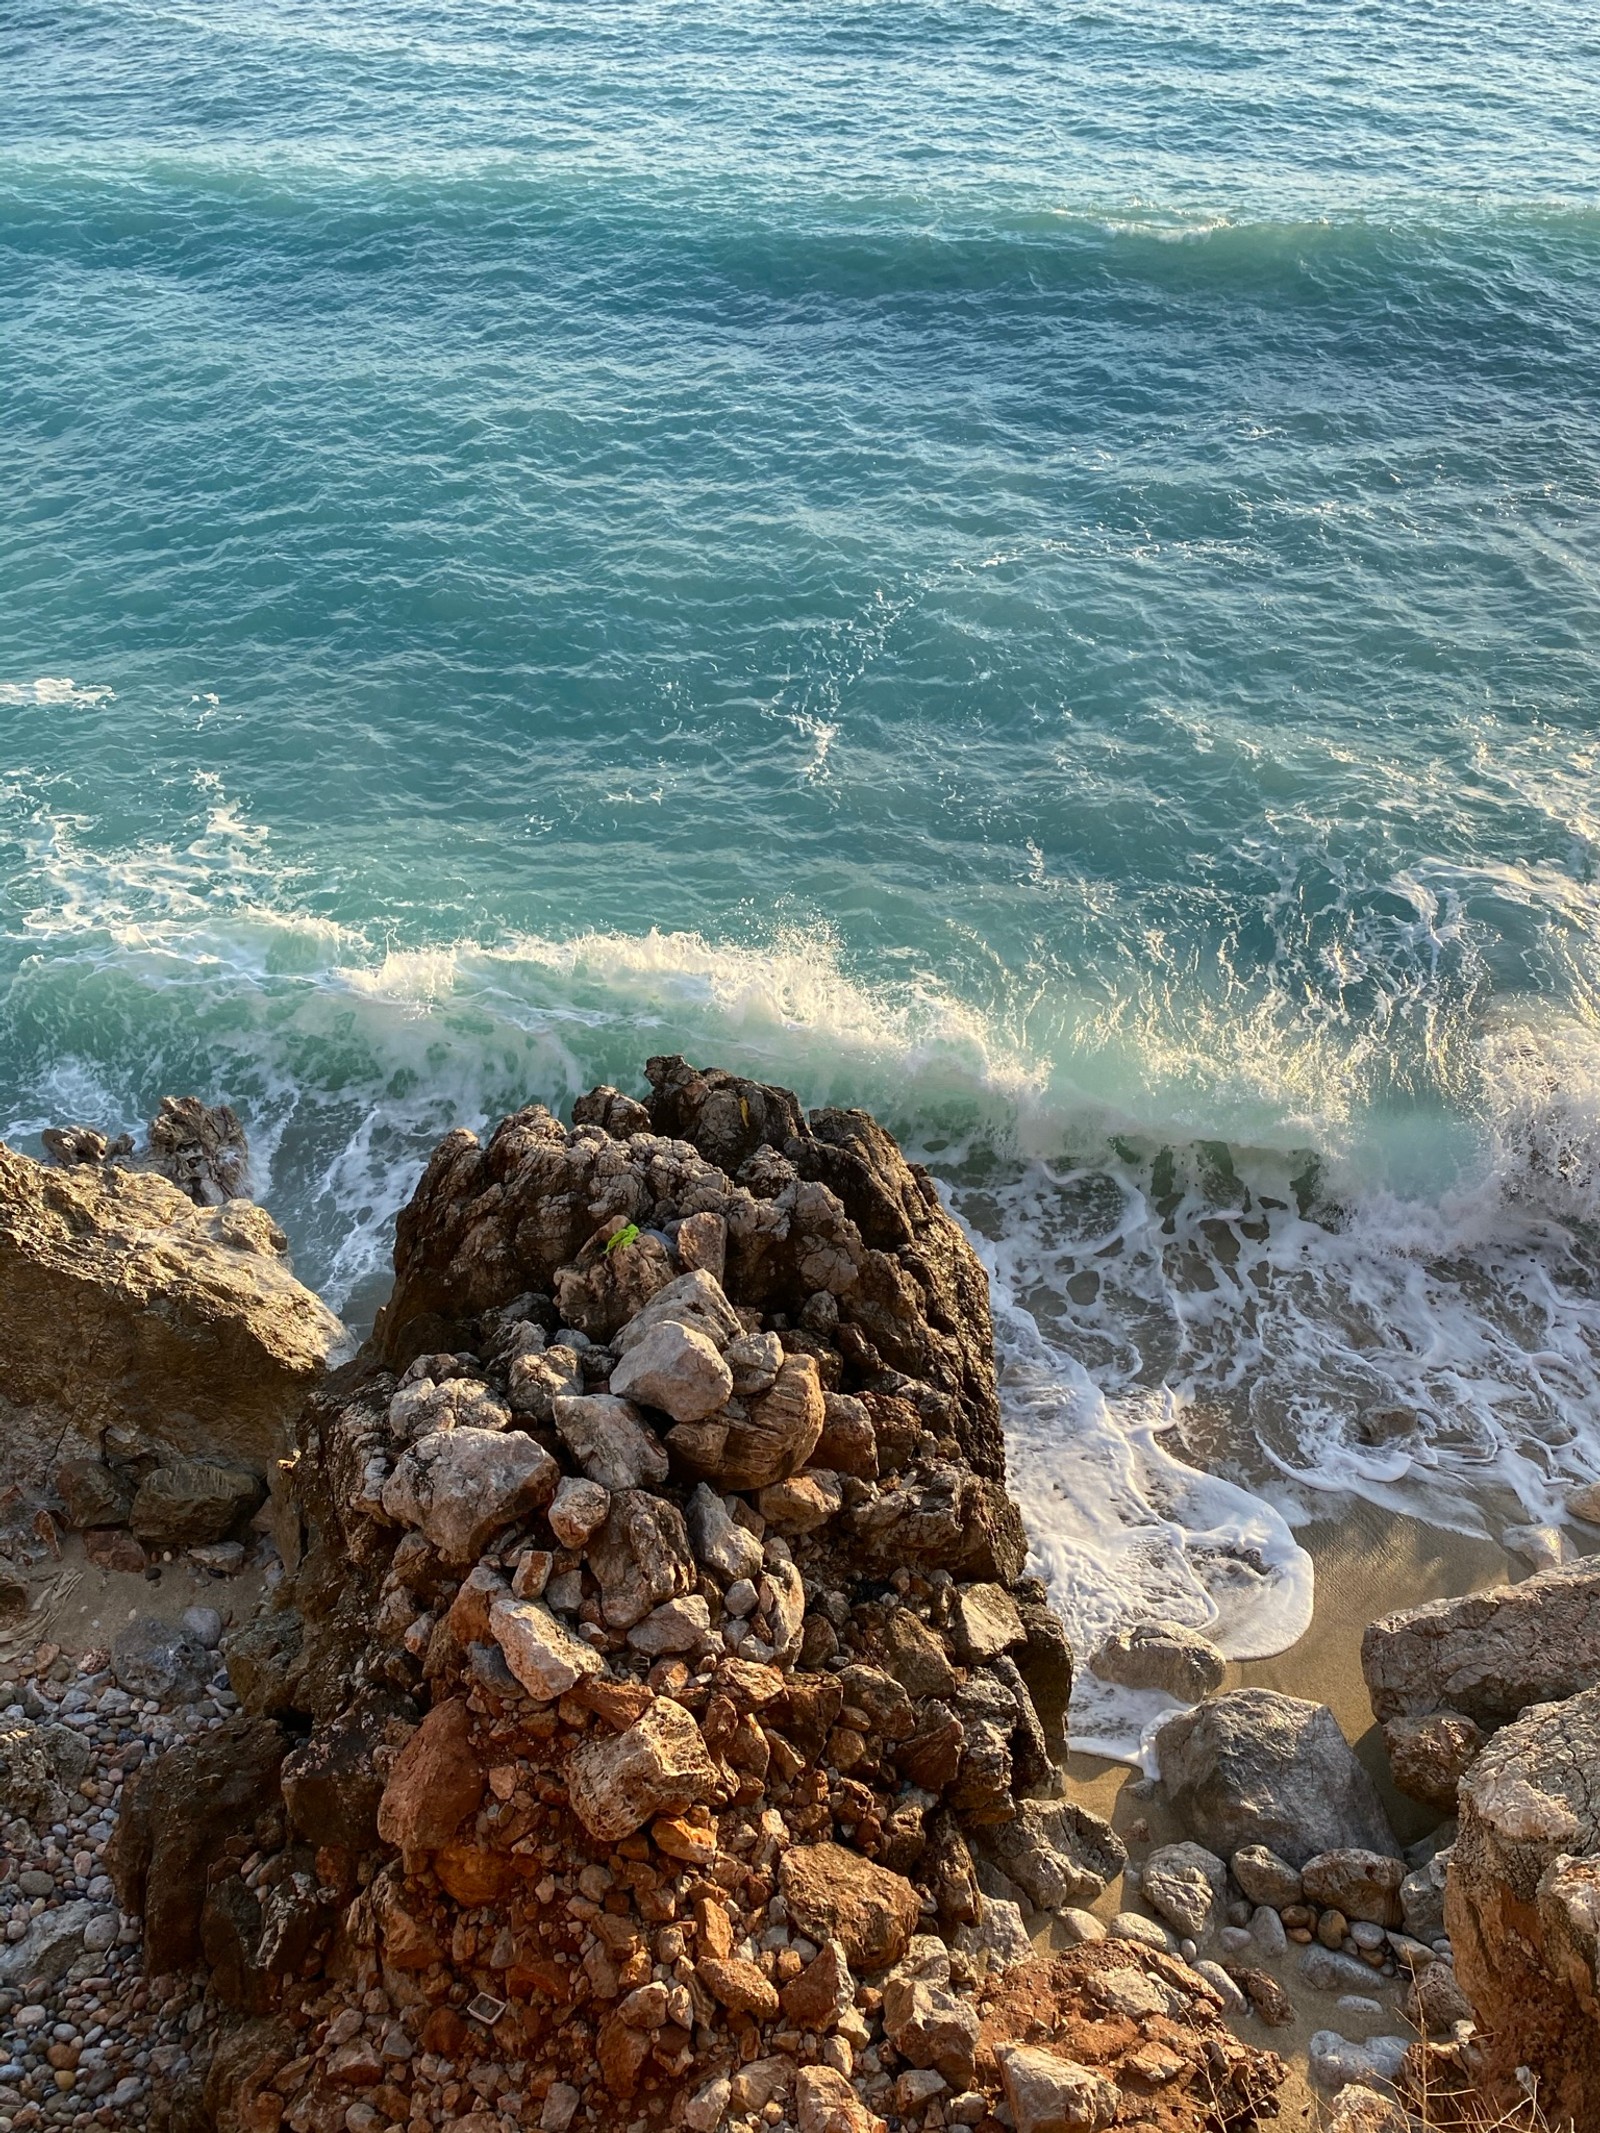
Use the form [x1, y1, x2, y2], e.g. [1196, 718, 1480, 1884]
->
[0, 677, 115, 706]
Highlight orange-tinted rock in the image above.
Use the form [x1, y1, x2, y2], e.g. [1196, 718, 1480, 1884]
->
[779, 1842, 920, 1973]
[434, 1843, 517, 1907]
[375, 1697, 484, 1860]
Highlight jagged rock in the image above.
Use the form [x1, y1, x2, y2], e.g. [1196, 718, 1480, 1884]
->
[1400, 1851, 1450, 1943]
[814, 1390, 878, 1478]
[614, 1267, 743, 1355]
[1090, 1620, 1226, 1702]
[882, 1607, 958, 1699]
[571, 1084, 653, 1139]
[552, 1391, 668, 1491]
[781, 1938, 857, 2029]
[953, 1895, 1034, 1976]
[130, 1455, 264, 1546]
[979, 1798, 1126, 1911]
[1404, 1961, 1474, 2035]
[380, 1425, 556, 1563]
[224, 1607, 305, 1717]
[1154, 1690, 1396, 1866]
[0, 1720, 63, 1823]
[587, 1488, 697, 1628]
[627, 1594, 712, 1654]
[852, 1461, 1028, 1584]
[507, 1342, 585, 1421]
[1301, 1848, 1406, 1927]
[1382, 1710, 1484, 1812]
[53, 1456, 133, 1529]
[280, 1687, 407, 1853]
[883, 1971, 981, 2086]
[1363, 1559, 1600, 1729]
[387, 1374, 510, 1443]
[489, 1593, 606, 1699]
[0, 1899, 97, 1989]
[0, 1141, 345, 1493]
[1447, 1682, 1600, 2125]
[139, 1095, 251, 1204]
[685, 1482, 764, 1583]
[1139, 1841, 1226, 1940]
[565, 1696, 717, 1841]
[780, 1842, 922, 1972]
[1323, 2088, 1418, 2133]
[555, 1227, 677, 1341]
[1231, 1846, 1302, 1909]
[706, 1353, 826, 1491]
[758, 1469, 844, 1534]
[609, 1317, 733, 1421]
[1012, 1590, 1073, 1761]
[794, 2064, 884, 2133]
[950, 1581, 1026, 1664]
[994, 2044, 1119, 2133]
[375, 1697, 484, 1860]
[546, 1473, 611, 1548]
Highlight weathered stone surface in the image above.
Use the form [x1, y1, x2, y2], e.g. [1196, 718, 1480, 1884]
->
[53, 1455, 133, 1529]
[781, 1938, 857, 2030]
[489, 1593, 606, 1700]
[130, 1455, 264, 1547]
[506, 1342, 585, 1421]
[552, 1391, 668, 1491]
[814, 1391, 878, 1479]
[387, 1373, 510, 1443]
[0, 1899, 97, 1990]
[381, 1425, 556, 1563]
[685, 1482, 764, 1583]
[609, 1317, 733, 1421]
[1382, 1709, 1484, 1812]
[281, 1687, 405, 1852]
[1301, 1848, 1406, 1927]
[587, 1488, 696, 1628]
[627, 1594, 712, 1654]
[780, 1842, 922, 1972]
[994, 2044, 1119, 2133]
[979, 1798, 1126, 1911]
[882, 1607, 958, 1700]
[1363, 1559, 1600, 1729]
[1400, 1851, 1450, 1943]
[0, 1142, 345, 1492]
[111, 1614, 215, 1701]
[758, 1469, 844, 1534]
[794, 2064, 885, 2133]
[546, 1473, 611, 1548]
[1322, 2088, 1416, 2133]
[1155, 1690, 1396, 1867]
[1139, 1841, 1226, 1941]
[711, 1353, 826, 1491]
[953, 1895, 1034, 1976]
[1404, 1961, 1474, 2035]
[882, 1973, 981, 2087]
[614, 1266, 743, 1355]
[950, 1582, 1025, 1664]
[565, 1696, 717, 1841]
[1013, 1592, 1074, 1762]
[0, 1720, 63, 1823]
[1231, 1846, 1303, 1909]
[697, 1955, 781, 2020]
[1089, 1620, 1226, 1702]
[1447, 1682, 1600, 2126]
[375, 1697, 484, 1857]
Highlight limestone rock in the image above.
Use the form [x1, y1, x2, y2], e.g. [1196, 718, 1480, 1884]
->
[882, 1973, 981, 2087]
[1231, 1846, 1302, 1909]
[614, 1268, 743, 1355]
[627, 1594, 712, 1654]
[0, 1899, 97, 1989]
[1154, 1689, 1396, 1866]
[949, 1582, 1025, 1664]
[979, 1798, 1126, 1911]
[711, 1353, 826, 1491]
[758, 1469, 844, 1534]
[387, 1374, 510, 1443]
[1301, 1847, 1405, 1927]
[780, 1842, 922, 1972]
[1139, 1841, 1226, 1941]
[1323, 2088, 1418, 2133]
[587, 1488, 696, 1629]
[489, 1593, 606, 1700]
[565, 1696, 717, 1841]
[608, 1317, 733, 1421]
[0, 1142, 345, 1492]
[130, 1456, 264, 1547]
[685, 1482, 764, 1583]
[546, 1474, 610, 1548]
[375, 1698, 485, 1858]
[994, 2044, 1119, 2133]
[882, 1607, 958, 1700]
[1089, 1620, 1226, 1702]
[1404, 1961, 1474, 2035]
[1382, 1710, 1484, 1812]
[794, 2064, 885, 2133]
[552, 1392, 669, 1491]
[380, 1425, 556, 1564]
[814, 1390, 878, 1478]
[506, 1342, 585, 1421]
[1362, 1559, 1600, 1729]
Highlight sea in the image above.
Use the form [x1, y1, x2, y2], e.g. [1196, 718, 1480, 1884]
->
[6, 0, 1600, 1755]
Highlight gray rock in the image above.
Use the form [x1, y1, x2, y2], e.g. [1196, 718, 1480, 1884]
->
[1154, 1689, 1396, 1867]
[1323, 2088, 1415, 2133]
[1308, 2031, 1409, 2091]
[111, 1616, 214, 1702]
[1090, 1619, 1226, 1702]
[726, 1330, 783, 1399]
[614, 1268, 743, 1355]
[180, 1604, 224, 1649]
[979, 1798, 1126, 1911]
[54, 1457, 133, 1530]
[130, 1457, 264, 1548]
[489, 1594, 606, 1701]
[626, 1595, 712, 1655]
[949, 1583, 1025, 1665]
[1301, 1944, 1389, 1994]
[609, 1319, 733, 1423]
[953, 1897, 1034, 1976]
[1056, 1907, 1107, 1947]
[40, 1723, 90, 1791]
[882, 1974, 981, 2088]
[1231, 1845, 1303, 1909]
[0, 1899, 95, 1987]
[1400, 1852, 1450, 1944]
[995, 2045, 1119, 2133]
[1250, 1905, 1288, 1958]
[1108, 1911, 1173, 1952]
[387, 1375, 510, 1443]
[1381, 1710, 1484, 1812]
[1193, 1958, 1247, 2012]
[506, 1342, 585, 1422]
[381, 1426, 557, 1564]
[0, 1720, 62, 1822]
[686, 1484, 764, 1584]
[1139, 1841, 1226, 1941]
[1302, 1848, 1406, 1927]
[1362, 1559, 1600, 1729]
[587, 1489, 697, 1630]
[565, 1696, 718, 1843]
[552, 1393, 669, 1492]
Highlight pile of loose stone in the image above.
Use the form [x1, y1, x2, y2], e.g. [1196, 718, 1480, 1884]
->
[109, 1061, 1288, 2133]
[0, 1620, 244, 2131]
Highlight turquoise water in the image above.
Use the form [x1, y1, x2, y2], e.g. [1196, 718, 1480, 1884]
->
[7, 0, 1600, 1746]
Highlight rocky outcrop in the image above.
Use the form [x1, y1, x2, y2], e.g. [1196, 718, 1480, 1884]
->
[1153, 1690, 1396, 1867]
[1363, 1558, 1600, 1731]
[0, 1138, 346, 1494]
[1445, 1683, 1600, 2126]
[112, 1070, 1286, 2133]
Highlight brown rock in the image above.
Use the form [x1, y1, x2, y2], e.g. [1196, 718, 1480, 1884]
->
[779, 1841, 921, 1972]
[1301, 1848, 1405, 1928]
[881, 1608, 957, 1699]
[81, 1525, 146, 1573]
[53, 1457, 133, 1529]
[697, 1955, 780, 2019]
[780, 1940, 855, 2031]
[1383, 1710, 1485, 1813]
[814, 1394, 879, 1480]
[375, 1698, 485, 1859]
[715, 1354, 826, 1491]
[566, 1695, 718, 1841]
[1232, 1966, 1294, 2025]
[434, 1843, 516, 1907]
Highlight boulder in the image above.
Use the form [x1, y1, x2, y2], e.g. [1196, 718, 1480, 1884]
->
[608, 1317, 733, 1422]
[1382, 1710, 1484, 1813]
[53, 1456, 133, 1529]
[489, 1594, 607, 1700]
[1139, 1841, 1226, 1941]
[949, 1582, 1025, 1664]
[978, 1798, 1126, 1911]
[387, 1374, 510, 1443]
[994, 2044, 1119, 2133]
[1013, 1592, 1074, 1762]
[111, 1615, 215, 1702]
[779, 1842, 922, 1972]
[0, 1720, 64, 1823]
[794, 2064, 884, 2133]
[380, 1426, 557, 1564]
[587, 1489, 697, 1629]
[706, 1354, 826, 1492]
[1154, 1690, 1396, 1867]
[506, 1343, 585, 1422]
[546, 1474, 610, 1549]
[130, 1456, 264, 1547]
[758, 1470, 844, 1535]
[1301, 1848, 1405, 1928]
[614, 1267, 743, 1356]
[565, 1697, 717, 1842]
[881, 1608, 958, 1700]
[552, 1394, 669, 1492]
[1089, 1620, 1226, 1702]
[685, 1483, 765, 1583]
[1362, 1560, 1600, 1729]
[375, 1698, 485, 1860]
[280, 1688, 405, 1853]
[881, 1973, 981, 2087]
[0, 1899, 97, 1990]
[0, 1142, 345, 1492]
[1446, 1682, 1600, 2126]
[1230, 1846, 1303, 1909]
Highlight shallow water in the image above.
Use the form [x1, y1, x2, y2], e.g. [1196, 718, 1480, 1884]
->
[7, 0, 1600, 1751]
